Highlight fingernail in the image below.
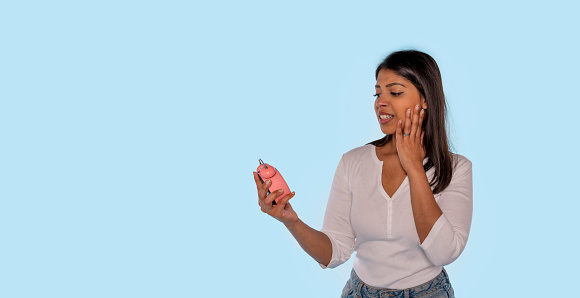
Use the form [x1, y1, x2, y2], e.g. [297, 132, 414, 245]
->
[407, 109, 411, 114]
[415, 105, 419, 109]
[421, 109, 424, 114]
[278, 189, 284, 193]
[266, 179, 271, 184]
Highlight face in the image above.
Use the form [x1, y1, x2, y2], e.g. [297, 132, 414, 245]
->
[374, 69, 427, 135]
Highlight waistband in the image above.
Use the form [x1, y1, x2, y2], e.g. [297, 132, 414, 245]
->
[349, 268, 451, 297]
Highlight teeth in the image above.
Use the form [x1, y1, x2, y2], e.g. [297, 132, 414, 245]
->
[380, 115, 393, 119]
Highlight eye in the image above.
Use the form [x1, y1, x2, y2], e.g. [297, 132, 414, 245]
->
[391, 92, 403, 96]
[373, 93, 381, 98]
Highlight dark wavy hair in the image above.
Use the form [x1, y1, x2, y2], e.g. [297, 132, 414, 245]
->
[367, 50, 454, 194]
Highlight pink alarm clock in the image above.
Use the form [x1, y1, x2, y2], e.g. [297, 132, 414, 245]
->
[256, 159, 291, 205]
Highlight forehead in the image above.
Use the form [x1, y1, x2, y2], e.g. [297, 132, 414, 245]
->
[375, 69, 412, 87]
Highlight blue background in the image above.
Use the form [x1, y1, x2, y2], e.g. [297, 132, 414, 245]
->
[1, 1, 578, 297]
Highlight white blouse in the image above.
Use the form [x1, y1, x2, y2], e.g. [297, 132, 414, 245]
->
[319, 144, 473, 289]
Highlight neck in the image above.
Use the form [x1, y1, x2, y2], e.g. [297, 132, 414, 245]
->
[377, 135, 398, 155]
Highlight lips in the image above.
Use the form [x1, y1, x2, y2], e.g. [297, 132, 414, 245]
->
[378, 111, 394, 124]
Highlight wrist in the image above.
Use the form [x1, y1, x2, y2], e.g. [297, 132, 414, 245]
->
[284, 217, 302, 231]
[406, 162, 426, 177]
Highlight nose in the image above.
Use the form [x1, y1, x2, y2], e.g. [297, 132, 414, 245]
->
[375, 95, 390, 108]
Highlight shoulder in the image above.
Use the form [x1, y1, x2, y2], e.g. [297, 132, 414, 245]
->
[451, 153, 472, 177]
[341, 144, 374, 162]
[451, 153, 471, 165]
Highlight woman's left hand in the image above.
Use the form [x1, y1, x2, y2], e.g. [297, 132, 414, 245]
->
[396, 104, 426, 173]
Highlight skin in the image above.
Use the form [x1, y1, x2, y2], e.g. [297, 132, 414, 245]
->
[374, 68, 442, 243]
[252, 173, 332, 266]
[252, 69, 445, 268]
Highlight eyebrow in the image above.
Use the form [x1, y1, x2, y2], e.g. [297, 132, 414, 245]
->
[375, 83, 407, 88]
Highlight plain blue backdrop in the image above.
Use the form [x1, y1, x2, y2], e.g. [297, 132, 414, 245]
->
[1, 1, 579, 297]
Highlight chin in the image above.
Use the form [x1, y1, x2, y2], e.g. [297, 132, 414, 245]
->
[379, 125, 395, 135]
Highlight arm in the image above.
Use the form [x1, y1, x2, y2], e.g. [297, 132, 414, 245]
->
[396, 106, 473, 266]
[407, 164, 443, 244]
[284, 154, 356, 268]
[396, 106, 444, 244]
[284, 219, 332, 267]
[254, 155, 355, 268]
[416, 157, 473, 266]
[317, 155, 356, 268]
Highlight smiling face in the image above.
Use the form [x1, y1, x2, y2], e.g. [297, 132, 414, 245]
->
[374, 69, 428, 135]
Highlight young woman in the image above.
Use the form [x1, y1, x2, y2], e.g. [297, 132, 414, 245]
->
[253, 50, 472, 298]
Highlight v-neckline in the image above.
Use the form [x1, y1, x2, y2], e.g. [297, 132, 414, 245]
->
[370, 144, 408, 200]
[379, 165, 408, 200]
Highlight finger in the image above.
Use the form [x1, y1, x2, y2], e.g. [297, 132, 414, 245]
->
[396, 119, 403, 142]
[421, 131, 425, 145]
[264, 188, 284, 206]
[417, 109, 425, 138]
[269, 192, 295, 218]
[258, 194, 269, 212]
[410, 105, 420, 138]
[274, 191, 295, 210]
[404, 108, 412, 135]
[253, 172, 262, 192]
[258, 178, 272, 201]
[260, 188, 279, 213]
[260, 200, 271, 213]
[254, 172, 267, 206]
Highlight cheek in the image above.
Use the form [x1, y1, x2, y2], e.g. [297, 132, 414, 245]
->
[392, 104, 407, 117]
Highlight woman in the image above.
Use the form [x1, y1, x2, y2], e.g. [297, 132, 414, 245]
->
[253, 50, 472, 298]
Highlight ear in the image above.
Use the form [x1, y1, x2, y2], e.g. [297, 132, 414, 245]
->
[420, 96, 428, 110]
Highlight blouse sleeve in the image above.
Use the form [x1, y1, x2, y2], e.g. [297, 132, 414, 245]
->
[419, 155, 473, 267]
[318, 155, 356, 269]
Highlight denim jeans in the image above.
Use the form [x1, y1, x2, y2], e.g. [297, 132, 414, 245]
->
[341, 268, 455, 298]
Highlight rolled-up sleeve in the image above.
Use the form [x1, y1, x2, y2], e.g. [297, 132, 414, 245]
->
[419, 156, 473, 267]
[318, 155, 356, 269]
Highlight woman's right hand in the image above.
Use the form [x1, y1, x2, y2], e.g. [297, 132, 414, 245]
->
[253, 171, 298, 226]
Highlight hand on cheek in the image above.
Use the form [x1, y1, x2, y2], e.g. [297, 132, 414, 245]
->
[396, 104, 426, 173]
